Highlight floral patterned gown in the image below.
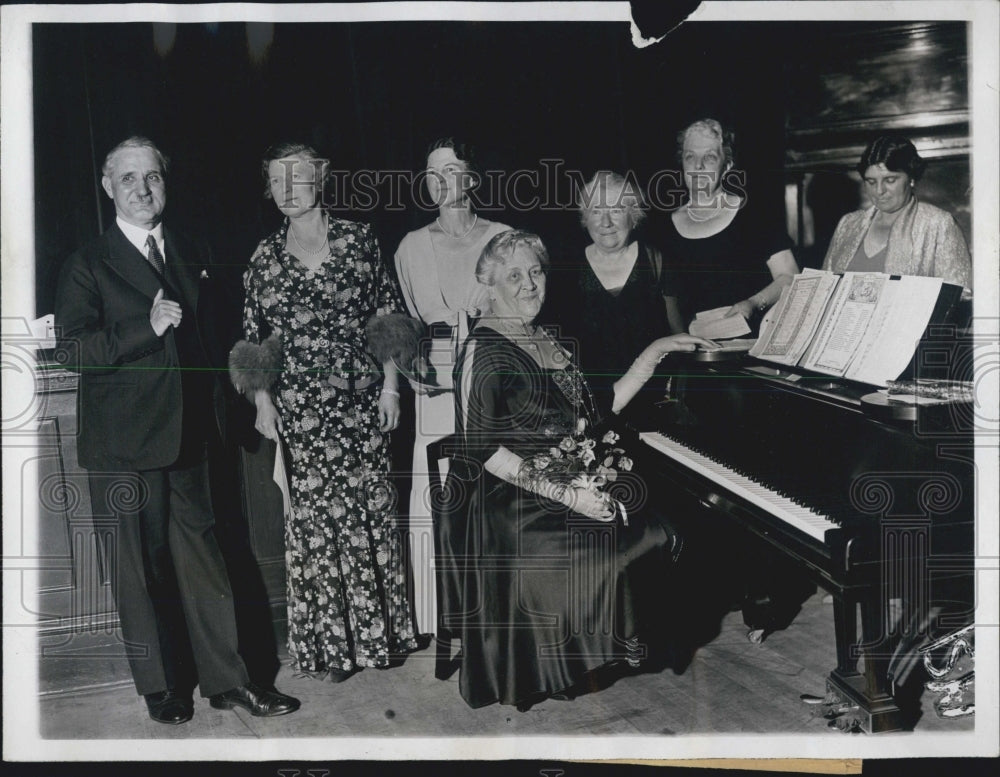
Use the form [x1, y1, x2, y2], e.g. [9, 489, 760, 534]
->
[243, 217, 418, 674]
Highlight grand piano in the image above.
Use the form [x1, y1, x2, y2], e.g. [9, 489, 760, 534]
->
[628, 323, 976, 733]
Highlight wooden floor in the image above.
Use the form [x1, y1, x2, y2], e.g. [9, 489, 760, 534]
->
[36, 592, 972, 742]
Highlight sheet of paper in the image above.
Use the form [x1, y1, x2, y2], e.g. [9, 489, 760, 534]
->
[273, 440, 292, 518]
[693, 306, 730, 320]
[845, 274, 943, 386]
[689, 306, 752, 339]
[706, 338, 757, 352]
[800, 272, 890, 376]
[749, 271, 840, 365]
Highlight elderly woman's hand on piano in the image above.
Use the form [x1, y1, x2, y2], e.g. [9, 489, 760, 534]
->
[649, 334, 721, 355]
[611, 334, 720, 414]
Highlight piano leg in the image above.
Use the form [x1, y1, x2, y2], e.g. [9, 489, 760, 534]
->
[832, 591, 860, 676]
[826, 590, 905, 733]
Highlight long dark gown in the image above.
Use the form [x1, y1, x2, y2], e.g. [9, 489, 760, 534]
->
[450, 326, 677, 709]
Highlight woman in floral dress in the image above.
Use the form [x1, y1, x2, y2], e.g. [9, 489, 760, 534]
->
[234, 142, 418, 680]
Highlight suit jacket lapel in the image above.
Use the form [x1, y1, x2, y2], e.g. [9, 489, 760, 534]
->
[103, 223, 162, 299]
[164, 228, 200, 314]
[163, 228, 214, 365]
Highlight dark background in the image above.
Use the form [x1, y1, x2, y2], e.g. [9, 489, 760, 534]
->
[30, 18, 973, 489]
[32, 19, 971, 314]
[33, 19, 799, 314]
[19, 16, 989, 765]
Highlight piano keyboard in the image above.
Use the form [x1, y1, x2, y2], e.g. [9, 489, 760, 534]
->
[639, 431, 839, 543]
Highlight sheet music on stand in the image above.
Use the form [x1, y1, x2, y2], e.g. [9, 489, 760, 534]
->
[750, 270, 944, 387]
[751, 269, 839, 366]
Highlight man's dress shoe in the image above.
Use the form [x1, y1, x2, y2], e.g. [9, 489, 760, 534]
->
[145, 690, 194, 725]
[209, 682, 300, 717]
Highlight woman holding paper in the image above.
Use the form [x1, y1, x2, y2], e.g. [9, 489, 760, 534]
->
[662, 118, 798, 333]
[232, 141, 418, 682]
[822, 135, 971, 295]
[550, 170, 674, 411]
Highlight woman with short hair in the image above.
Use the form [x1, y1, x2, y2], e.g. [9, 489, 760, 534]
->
[663, 118, 799, 332]
[393, 138, 510, 636]
[451, 229, 714, 710]
[822, 134, 971, 295]
[232, 141, 418, 682]
[550, 170, 673, 412]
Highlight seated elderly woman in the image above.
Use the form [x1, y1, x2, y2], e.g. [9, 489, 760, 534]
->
[551, 170, 673, 411]
[822, 134, 972, 295]
[451, 229, 715, 710]
[662, 118, 799, 332]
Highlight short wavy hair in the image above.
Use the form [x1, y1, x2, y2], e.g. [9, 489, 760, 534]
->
[676, 118, 736, 169]
[476, 229, 550, 287]
[856, 135, 927, 181]
[102, 136, 169, 177]
[260, 141, 329, 199]
[426, 136, 483, 188]
[576, 170, 647, 229]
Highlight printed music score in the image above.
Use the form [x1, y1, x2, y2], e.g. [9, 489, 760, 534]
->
[750, 269, 944, 387]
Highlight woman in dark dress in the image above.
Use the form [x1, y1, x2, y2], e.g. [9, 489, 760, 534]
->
[662, 118, 799, 333]
[452, 229, 715, 710]
[661, 121, 812, 640]
[553, 171, 673, 412]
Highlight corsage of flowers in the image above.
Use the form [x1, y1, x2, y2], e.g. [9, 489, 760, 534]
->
[519, 430, 633, 525]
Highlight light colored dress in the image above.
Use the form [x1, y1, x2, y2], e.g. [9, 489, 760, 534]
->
[393, 219, 509, 634]
[822, 197, 971, 295]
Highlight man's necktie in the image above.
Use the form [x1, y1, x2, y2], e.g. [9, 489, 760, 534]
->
[145, 234, 165, 276]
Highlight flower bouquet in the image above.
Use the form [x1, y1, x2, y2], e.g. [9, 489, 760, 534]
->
[519, 430, 634, 525]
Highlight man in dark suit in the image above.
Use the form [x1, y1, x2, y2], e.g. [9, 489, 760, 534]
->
[54, 136, 299, 724]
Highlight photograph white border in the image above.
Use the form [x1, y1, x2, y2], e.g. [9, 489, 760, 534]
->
[3, 0, 998, 764]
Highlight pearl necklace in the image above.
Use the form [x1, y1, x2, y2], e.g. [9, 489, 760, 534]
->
[290, 217, 330, 257]
[436, 214, 478, 239]
[685, 200, 723, 223]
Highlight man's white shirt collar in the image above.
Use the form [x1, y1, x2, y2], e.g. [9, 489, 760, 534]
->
[117, 217, 165, 264]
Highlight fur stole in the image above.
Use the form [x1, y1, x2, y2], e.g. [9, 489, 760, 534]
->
[229, 334, 282, 395]
[365, 313, 425, 378]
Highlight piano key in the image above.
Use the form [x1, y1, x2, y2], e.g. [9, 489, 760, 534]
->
[639, 431, 840, 543]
